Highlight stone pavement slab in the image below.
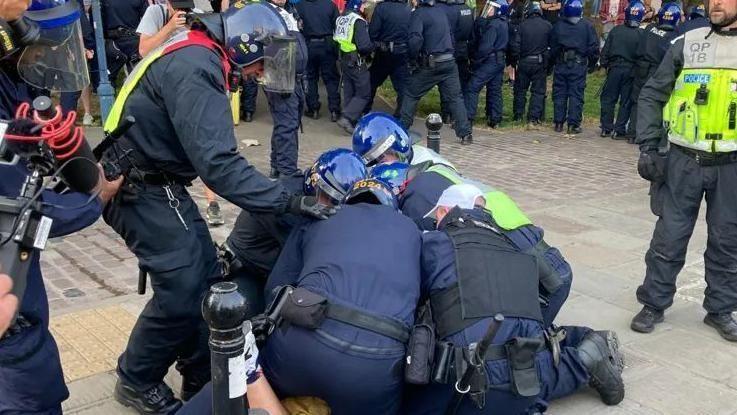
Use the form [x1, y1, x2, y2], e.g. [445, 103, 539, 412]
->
[41, 101, 737, 414]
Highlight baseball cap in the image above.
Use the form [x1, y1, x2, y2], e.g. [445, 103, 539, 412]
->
[424, 183, 484, 218]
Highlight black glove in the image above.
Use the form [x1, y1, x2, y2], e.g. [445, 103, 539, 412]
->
[288, 195, 338, 220]
[637, 150, 667, 182]
[250, 313, 271, 349]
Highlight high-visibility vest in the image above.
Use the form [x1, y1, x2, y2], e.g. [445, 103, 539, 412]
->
[663, 27, 737, 152]
[333, 12, 364, 53]
[426, 164, 532, 231]
[104, 30, 230, 133]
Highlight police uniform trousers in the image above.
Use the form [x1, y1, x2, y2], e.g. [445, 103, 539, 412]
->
[340, 58, 372, 124]
[262, 325, 405, 415]
[401, 321, 591, 415]
[400, 60, 471, 138]
[552, 61, 587, 127]
[465, 54, 506, 124]
[241, 78, 259, 116]
[513, 57, 547, 122]
[626, 65, 656, 137]
[104, 184, 221, 391]
[369, 49, 410, 118]
[637, 147, 737, 314]
[266, 81, 303, 176]
[441, 51, 471, 119]
[306, 39, 342, 114]
[599, 63, 634, 134]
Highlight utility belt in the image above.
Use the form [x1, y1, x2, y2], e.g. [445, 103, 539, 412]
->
[476, 51, 505, 65]
[672, 144, 737, 167]
[520, 54, 544, 64]
[421, 53, 455, 68]
[105, 26, 139, 40]
[340, 51, 367, 68]
[558, 50, 585, 65]
[377, 41, 407, 54]
[454, 41, 469, 59]
[307, 35, 333, 43]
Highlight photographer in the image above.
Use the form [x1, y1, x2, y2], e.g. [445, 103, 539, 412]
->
[137, 0, 212, 57]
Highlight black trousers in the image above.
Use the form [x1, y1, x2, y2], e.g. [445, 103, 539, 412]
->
[627, 65, 655, 137]
[368, 50, 410, 117]
[513, 60, 547, 122]
[305, 40, 341, 113]
[599, 64, 634, 134]
[340, 59, 371, 123]
[400, 60, 471, 138]
[637, 148, 737, 314]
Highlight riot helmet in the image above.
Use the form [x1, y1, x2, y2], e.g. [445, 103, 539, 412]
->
[657, 2, 681, 29]
[625, 1, 646, 27]
[16, 0, 89, 92]
[305, 149, 368, 204]
[526, 1, 543, 17]
[688, 3, 706, 19]
[352, 112, 413, 167]
[343, 178, 399, 209]
[481, 0, 510, 17]
[370, 162, 410, 195]
[561, 0, 584, 23]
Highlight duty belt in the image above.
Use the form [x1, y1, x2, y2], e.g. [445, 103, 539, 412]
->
[423, 53, 455, 68]
[672, 144, 737, 166]
[307, 35, 332, 42]
[378, 41, 407, 53]
[560, 50, 584, 64]
[520, 54, 544, 64]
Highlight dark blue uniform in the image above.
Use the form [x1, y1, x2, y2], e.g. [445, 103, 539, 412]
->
[465, 15, 509, 126]
[403, 208, 590, 414]
[368, 0, 411, 118]
[101, 0, 147, 81]
[401, 3, 471, 140]
[338, 12, 374, 125]
[296, 0, 342, 116]
[240, 78, 260, 119]
[510, 13, 552, 123]
[599, 23, 641, 136]
[453, 1, 475, 104]
[676, 16, 710, 34]
[549, 17, 599, 129]
[262, 204, 422, 414]
[399, 170, 572, 327]
[102, 43, 294, 393]
[0, 165, 102, 414]
[626, 22, 676, 138]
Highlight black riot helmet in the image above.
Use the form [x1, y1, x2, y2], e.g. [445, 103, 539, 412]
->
[526, 1, 543, 17]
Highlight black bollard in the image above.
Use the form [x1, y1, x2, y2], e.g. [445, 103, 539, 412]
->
[425, 113, 443, 154]
[203, 281, 249, 415]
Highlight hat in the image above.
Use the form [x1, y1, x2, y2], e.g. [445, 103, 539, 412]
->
[424, 184, 484, 218]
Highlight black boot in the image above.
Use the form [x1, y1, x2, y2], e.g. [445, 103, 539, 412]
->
[630, 306, 664, 333]
[243, 112, 253, 123]
[554, 123, 564, 132]
[269, 168, 280, 179]
[486, 119, 498, 129]
[305, 109, 319, 120]
[336, 117, 354, 135]
[577, 330, 625, 406]
[330, 111, 340, 122]
[114, 380, 182, 414]
[703, 313, 737, 342]
[442, 113, 453, 124]
[611, 131, 628, 141]
[600, 129, 612, 137]
[567, 125, 582, 135]
[460, 134, 473, 145]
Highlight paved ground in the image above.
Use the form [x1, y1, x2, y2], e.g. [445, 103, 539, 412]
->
[44, 96, 737, 414]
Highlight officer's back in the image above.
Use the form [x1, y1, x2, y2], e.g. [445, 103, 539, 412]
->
[551, 16, 597, 57]
[369, 0, 411, 43]
[473, 13, 509, 60]
[101, 0, 148, 30]
[677, 16, 710, 34]
[296, 0, 339, 38]
[601, 22, 641, 65]
[408, 3, 455, 57]
[637, 22, 677, 65]
[437, 0, 460, 39]
[516, 12, 552, 58]
[454, 0, 474, 44]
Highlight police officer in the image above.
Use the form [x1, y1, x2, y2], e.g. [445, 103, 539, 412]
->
[367, 0, 411, 118]
[403, 184, 625, 414]
[101, 0, 148, 82]
[598, 1, 644, 139]
[465, 0, 509, 129]
[262, 179, 422, 415]
[334, 0, 374, 134]
[677, 3, 710, 34]
[626, 3, 680, 141]
[402, 0, 473, 143]
[297, 0, 342, 121]
[265, 0, 308, 179]
[510, 1, 552, 128]
[549, 0, 599, 134]
[100, 4, 334, 412]
[631, 0, 737, 342]
[437, 0, 474, 124]
[240, 77, 259, 122]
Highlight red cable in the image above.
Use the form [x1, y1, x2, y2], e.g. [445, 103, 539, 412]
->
[4, 104, 84, 159]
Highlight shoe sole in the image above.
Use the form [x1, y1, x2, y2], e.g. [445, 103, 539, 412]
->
[114, 386, 182, 415]
[594, 331, 626, 405]
[630, 314, 664, 333]
[703, 316, 737, 342]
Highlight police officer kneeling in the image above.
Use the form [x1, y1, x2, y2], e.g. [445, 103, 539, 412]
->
[261, 179, 423, 414]
[632, 0, 737, 341]
[404, 184, 626, 414]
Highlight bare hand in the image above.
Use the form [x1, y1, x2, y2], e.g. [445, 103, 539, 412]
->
[165, 10, 187, 34]
[0, 273, 18, 337]
[94, 165, 124, 205]
[0, 0, 31, 21]
[85, 49, 94, 59]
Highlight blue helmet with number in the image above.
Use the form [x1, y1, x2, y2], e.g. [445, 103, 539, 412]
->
[305, 149, 368, 203]
[625, 1, 646, 27]
[688, 3, 705, 20]
[657, 2, 681, 28]
[371, 162, 410, 194]
[344, 178, 399, 210]
[561, 0, 584, 23]
[352, 113, 412, 167]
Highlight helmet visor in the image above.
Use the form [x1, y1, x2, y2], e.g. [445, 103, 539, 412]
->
[481, 1, 499, 17]
[260, 34, 296, 94]
[17, 20, 89, 92]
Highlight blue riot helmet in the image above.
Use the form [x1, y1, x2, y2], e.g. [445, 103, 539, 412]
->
[343, 178, 399, 210]
[352, 113, 412, 167]
[625, 1, 646, 27]
[561, 0, 584, 23]
[481, 0, 509, 18]
[418, 0, 436, 7]
[370, 162, 410, 195]
[303, 164, 318, 196]
[526, 1, 543, 17]
[16, 0, 89, 92]
[688, 4, 706, 19]
[195, 2, 297, 93]
[346, 0, 365, 12]
[307, 149, 368, 203]
[657, 3, 681, 28]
